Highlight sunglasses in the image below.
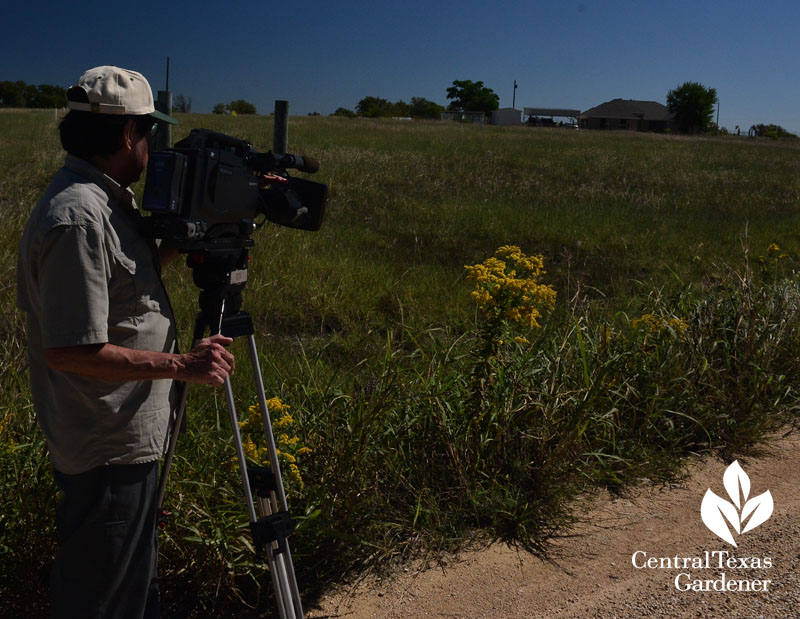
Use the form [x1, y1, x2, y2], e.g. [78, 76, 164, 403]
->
[134, 117, 159, 140]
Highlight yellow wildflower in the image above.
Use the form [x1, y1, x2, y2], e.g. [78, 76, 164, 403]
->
[465, 246, 556, 330]
[235, 397, 311, 494]
[274, 414, 295, 429]
[288, 463, 304, 489]
[758, 243, 789, 268]
[632, 314, 688, 341]
[242, 435, 259, 462]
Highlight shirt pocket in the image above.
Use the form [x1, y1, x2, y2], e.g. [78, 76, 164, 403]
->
[108, 249, 139, 321]
[112, 244, 166, 322]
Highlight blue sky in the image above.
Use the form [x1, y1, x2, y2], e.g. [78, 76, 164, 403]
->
[2, 0, 799, 132]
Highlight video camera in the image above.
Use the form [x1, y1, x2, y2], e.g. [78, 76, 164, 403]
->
[141, 128, 327, 251]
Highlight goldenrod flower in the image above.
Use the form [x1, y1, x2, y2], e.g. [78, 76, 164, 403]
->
[275, 414, 295, 429]
[239, 397, 311, 495]
[465, 246, 556, 330]
[632, 314, 688, 341]
[758, 243, 789, 269]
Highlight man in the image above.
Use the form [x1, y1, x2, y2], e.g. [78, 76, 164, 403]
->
[16, 66, 235, 618]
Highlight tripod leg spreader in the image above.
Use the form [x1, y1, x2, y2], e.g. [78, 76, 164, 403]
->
[248, 466, 296, 556]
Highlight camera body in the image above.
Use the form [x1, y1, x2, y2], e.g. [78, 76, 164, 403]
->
[141, 128, 326, 248]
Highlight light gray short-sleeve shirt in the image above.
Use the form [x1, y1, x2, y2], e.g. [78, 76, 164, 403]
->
[17, 155, 177, 475]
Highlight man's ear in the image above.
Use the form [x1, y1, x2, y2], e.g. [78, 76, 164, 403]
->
[120, 118, 137, 152]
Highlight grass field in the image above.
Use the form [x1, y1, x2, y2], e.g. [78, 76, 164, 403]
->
[2, 111, 800, 616]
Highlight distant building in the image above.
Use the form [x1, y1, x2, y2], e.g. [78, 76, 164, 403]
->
[523, 108, 581, 128]
[580, 99, 675, 132]
[489, 108, 522, 126]
[441, 110, 486, 124]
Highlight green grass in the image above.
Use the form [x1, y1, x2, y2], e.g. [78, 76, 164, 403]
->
[2, 111, 800, 616]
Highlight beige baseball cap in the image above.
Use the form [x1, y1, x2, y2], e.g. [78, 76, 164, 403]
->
[67, 65, 178, 124]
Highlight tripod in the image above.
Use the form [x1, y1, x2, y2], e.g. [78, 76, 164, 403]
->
[156, 241, 304, 619]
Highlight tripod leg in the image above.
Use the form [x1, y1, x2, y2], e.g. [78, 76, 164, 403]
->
[223, 376, 259, 523]
[260, 495, 302, 619]
[158, 315, 207, 523]
[223, 372, 300, 619]
[156, 380, 190, 522]
[248, 334, 305, 618]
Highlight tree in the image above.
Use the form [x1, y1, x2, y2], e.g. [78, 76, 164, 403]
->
[666, 82, 718, 134]
[28, 84, 66, 108]
[330, 107, 356, 118]
[226, 99, 257, 115]
[0, 81, 65, 108]
[174, 94, 192, 113]
[353, 96, 446, 119]
[446, 80, 499, 113]
[0, 80, 26, 107]
[408, 97, 445, 119]
[212, 103, 226, 114]
[750, 124, 797, 139]
[356, 96, 394, 117]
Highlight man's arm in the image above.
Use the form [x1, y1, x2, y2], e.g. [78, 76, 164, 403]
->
[45, 334, 235, 387]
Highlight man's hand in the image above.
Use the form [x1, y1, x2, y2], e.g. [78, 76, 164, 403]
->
[177, 334, 236, 386]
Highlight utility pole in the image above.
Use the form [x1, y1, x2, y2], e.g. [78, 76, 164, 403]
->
[155, 56, 172, 149]
[512, 80, 518, 110]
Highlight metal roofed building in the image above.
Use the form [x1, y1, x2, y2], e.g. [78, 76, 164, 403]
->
[580, 99, 675, 132]
[524, 107, 581, 127]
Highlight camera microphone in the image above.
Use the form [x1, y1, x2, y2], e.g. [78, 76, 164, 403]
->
[276, 153, 319, 174]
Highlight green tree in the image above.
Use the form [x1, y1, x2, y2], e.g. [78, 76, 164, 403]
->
[356, 96, 394, 117]
[391, 100, 410, 117]
[0, 81, 66, 108]
[446, 80, 499, 113]
[408, 97, 445, 119]
[212, 103, 226, 114]
[226, 99, 257, 115]
[354, 96, 442, 119]
[331, 107, 356, 118]
[0, 80, 26, 107]
[28, 84, 67, 108]
[750, 123, 797, 139]
[666, 81, 718, 134]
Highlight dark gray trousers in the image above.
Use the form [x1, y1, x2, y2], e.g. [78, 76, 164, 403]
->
[51, 461, 160, 619]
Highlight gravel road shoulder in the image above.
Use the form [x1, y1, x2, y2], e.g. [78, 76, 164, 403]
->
[306, 429, 800, 618]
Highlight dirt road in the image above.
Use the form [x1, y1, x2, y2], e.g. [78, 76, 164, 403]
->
[306, 430, 800, 618]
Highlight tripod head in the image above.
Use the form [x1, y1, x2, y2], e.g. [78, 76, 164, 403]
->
[185, 236, 253, 337]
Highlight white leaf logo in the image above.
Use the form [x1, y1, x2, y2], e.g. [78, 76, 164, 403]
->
[700, 461, 773, 547]
[741, 491, 774, 533]
[701, 490, 739, 545]
[723, 460, 749, 508]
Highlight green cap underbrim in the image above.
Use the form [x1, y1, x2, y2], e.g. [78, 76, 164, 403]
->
[150, 109, 178, 125]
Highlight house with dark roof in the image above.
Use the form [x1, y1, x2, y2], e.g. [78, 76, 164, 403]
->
[580, 99, 675, 132]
